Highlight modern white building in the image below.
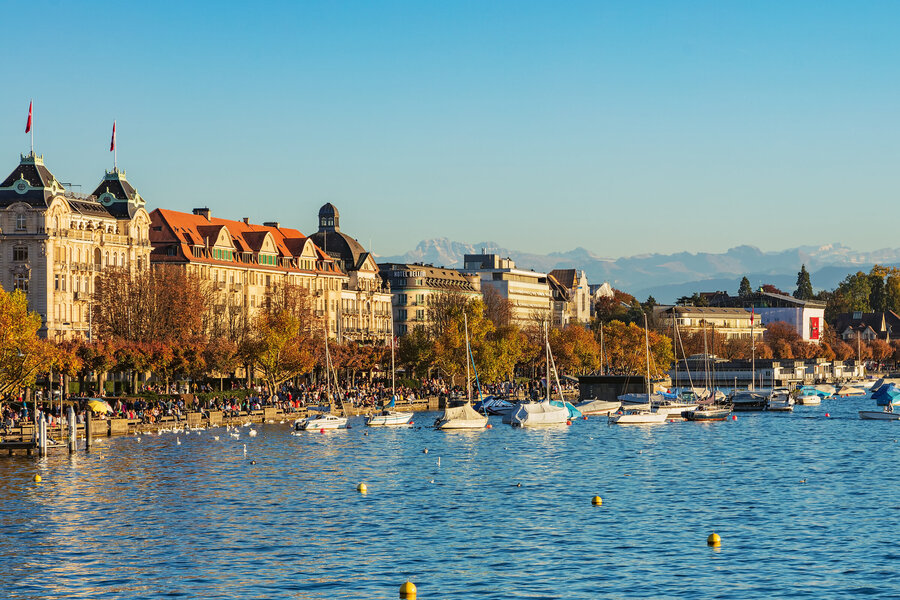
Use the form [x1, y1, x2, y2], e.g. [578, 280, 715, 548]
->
[463, 253, 551, 327]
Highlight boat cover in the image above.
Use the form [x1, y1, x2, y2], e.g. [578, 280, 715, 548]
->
[510, 401, 569, 426]
[870, 378, 900, 393]
[618, 393, 665, 404]
[441, 402, 486, 422]
[473, 396, 514, 413]
[836, 385, 866, 396]
[872, 383, 900, 406]
[549, 400, 582, 419]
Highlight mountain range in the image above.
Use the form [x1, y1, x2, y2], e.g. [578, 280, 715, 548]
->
[377, 239, 900, 303]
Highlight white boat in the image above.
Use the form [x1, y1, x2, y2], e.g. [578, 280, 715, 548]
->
[835, 384, 868, 398]
[654, 400, 699, 419]
[365, 409, 413, 427]
[435, 313, 487, 430]
[767, 390, 795, 412]
[509, 325, 570, 428]
[574, 399, 621, 416]
[294, 413, 349, 430]
[366, 323, 414, 427]
[796, 392, 822, 405]
[610, 314, 668, 425]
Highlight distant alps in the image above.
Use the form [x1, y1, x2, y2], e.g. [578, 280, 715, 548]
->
[378, 239, 900, 303]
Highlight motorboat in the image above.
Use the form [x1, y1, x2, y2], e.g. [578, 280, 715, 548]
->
[473, 395, 516, 416]
[365, 410, 413, 427]
[860, 384, 900, 420]
[767, 390, 795, 412]
[796, 392, 822, 405]
[574, 398, 621, 416]
[294, 413, 348, 431]
[859, 407, 900, 420]
[730, 390, 768, 411]
[682, 405, 733, 421]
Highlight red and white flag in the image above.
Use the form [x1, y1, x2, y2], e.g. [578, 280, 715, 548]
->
[750, 307, 755, 326]
[25, 101, 32, 133]
[110, 121, 116, 152]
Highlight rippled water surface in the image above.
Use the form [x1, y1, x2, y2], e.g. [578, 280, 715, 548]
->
[3, 398, 900, 599]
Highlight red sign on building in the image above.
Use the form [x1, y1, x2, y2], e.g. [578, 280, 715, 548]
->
[810, 317, 820, 340]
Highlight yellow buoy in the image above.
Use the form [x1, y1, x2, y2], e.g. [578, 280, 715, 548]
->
[707, 533, 721, 546]
[33, 474, 42, 483]
[399, 579, 417, 599]
[591, 495, 602, 506]
[357, 483, 367, 494]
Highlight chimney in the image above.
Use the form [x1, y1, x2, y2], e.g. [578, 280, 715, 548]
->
[243, 217, 250, 224]
[192, 207, 211, 220]
[263, 221, 280, 229]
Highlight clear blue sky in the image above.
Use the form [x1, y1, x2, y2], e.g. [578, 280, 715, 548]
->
[3, 1, 899, 258]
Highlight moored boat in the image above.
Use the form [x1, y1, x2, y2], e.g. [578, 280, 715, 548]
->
[682, 405, 732, 421]
[767, 389, 795, 412]
[294, 413, 349, 431]
[365, 410, 413, 427]
[796, 392, 822, 405]
[860, 383, 900, 420]
[730, 390, 768, 411]
[574, 398, 621, 416]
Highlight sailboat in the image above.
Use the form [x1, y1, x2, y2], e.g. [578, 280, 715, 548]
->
[294, 330, 349, 431]
[575, 322, 621, 415]
[609, 314, 668, 425]
[434, 313, 488, 430]
[366, 314, 413, 427]
[509, 325, 573, 427]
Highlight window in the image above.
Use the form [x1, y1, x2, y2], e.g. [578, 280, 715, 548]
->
[399, 294, 407, 305]
[15, 213, 26, 231]
[54, 275, 60, 291]
[13, 246, 27, 262]
[13, 273, 28, 292]
[399, 309, 407, 321]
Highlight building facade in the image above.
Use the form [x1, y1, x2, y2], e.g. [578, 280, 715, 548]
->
[149, 207, 370, 339]
[0, 152, 151, 340]
[378, 262, 482, 336]
[655, 306, 764, 340]
[308, 203, 392, 342]
[548, 269, 591, 327]
[709, 291, 827, 344]
[463, 253, 551, 327]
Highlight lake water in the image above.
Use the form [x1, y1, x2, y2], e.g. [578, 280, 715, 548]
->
[2, 397, 899, 599]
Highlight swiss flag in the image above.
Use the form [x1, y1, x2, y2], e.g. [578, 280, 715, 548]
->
[110, 121, 116, 152]
[25, 101, 32, 133]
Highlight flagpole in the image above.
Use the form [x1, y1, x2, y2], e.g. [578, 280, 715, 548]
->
[30, 100, 34, 154]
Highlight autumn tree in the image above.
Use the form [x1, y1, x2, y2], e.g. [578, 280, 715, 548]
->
[428, 294, 494, 386]
[482, 286, 513, 328]
[245, 282, 320, 392]
[0, 287, 55, 399]
[602, 320, 673, 378]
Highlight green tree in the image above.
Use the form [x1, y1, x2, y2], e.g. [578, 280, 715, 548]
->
[794, 265, 814, 300]
[738, 276, 752, 298]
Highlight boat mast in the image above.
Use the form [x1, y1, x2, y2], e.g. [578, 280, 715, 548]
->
[672, 307, 678, 393]
[389, 311, 396, 399]
[644, 313, 652, 405]
[750, 306, 755, 391]
[545, 322, 551, 402]
[599, 322, 605, 376]
[464, 312, 471, 404]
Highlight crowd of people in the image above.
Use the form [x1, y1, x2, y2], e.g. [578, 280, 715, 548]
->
[1, 375, 579, 438]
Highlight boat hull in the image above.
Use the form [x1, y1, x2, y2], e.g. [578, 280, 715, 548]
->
[436, 418, 487, 430]
[682, 407, 732, 421]
[609, 411, 667, 425]
[859, 410, 900, 420]
[365, 411, 413, 427]
[294, 415, 349, 430]
[509, 401, 570, 427]
[574, 400, 621, 416]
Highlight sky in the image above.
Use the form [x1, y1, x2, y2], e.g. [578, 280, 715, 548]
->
[2, 1, 899, 258]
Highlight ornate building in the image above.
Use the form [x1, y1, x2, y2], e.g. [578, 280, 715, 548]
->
[378, 262, 482, 336]
[308, 203, 392, 342]
[0, 152, 151, 339]
[149, 207, 391, 340]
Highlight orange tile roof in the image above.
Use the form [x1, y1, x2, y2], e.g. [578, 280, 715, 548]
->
[149, 208, 342, 274]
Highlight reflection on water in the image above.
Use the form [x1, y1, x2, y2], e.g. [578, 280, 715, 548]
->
[3, 400, 900, 599]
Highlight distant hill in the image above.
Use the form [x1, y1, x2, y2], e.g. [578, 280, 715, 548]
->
[378, 240, 900, 303]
